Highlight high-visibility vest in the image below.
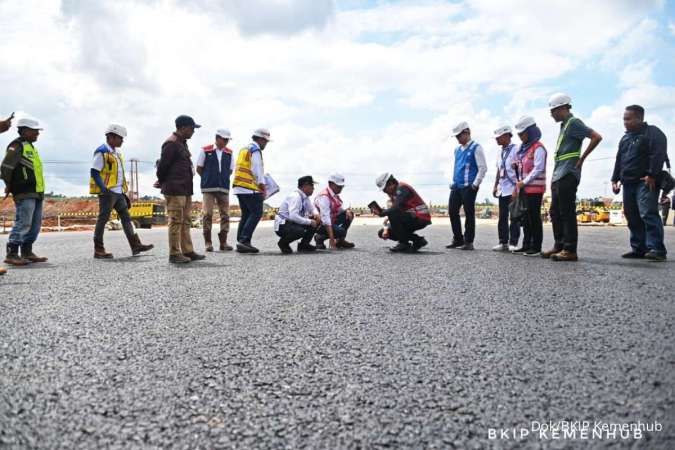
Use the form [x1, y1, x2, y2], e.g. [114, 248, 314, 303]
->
[5, 139, 45, 195]
[397, 182, 431, 222]
[89, 144, 127, 194]
[232, 144, 262, 192]
[314, 187, 343, 224]
[519, 141, 547, 194]
[555, 117, 581, 162]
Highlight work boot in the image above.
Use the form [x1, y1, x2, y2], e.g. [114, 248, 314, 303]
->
[218, 231, 233, 251]
[336, 239, 355, 249]
[297, 242, 317, 253]
[551, 250, 578, 262]
[183, 251, 206, 261]
[236, 241, 259, 254]
[411, 235, 428, 251]
[278, 239, 293, 254]
[390, 242, 412, 253]
[621, 251, 645, 259]
[129, 233, 154, 256]
[644, 250, 666, 262]
[169, 254, 191, 264]
[0, 267, 6, 275]
[94, 244, 113, 259]
[445, 240, 464, 249]
[204, 229, 213, 252]
[20, 244, 48, 263]
[541, 247, 563, 259]
[4, 244, 28, 266]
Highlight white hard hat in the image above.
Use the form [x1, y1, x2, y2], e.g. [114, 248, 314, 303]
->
[376, 172, 393, 191]
[493, 125, 512, 138]
[17, 118, 42, 130]
[328, 173, 345, 186]
[451, 121, 470, 137]
[216, 128, 232, 140]
[548, 92, 572, 110]
[514, 116, 536, 133]
[252, 128, 272, 141]
[105, 123, 127, 138]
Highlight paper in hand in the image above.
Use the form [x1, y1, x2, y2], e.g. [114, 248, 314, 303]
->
[263, 174, 280, 200]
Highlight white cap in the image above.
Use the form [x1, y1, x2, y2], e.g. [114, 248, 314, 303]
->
[17, 118, 42, 130]
[548, 92, 572, 110]
[451, 121, 469, 137]
[216, 128, 232, 140]
[376, 172, 392, 191]
[105, 123, 127, 138]
[328, 173, 345, 186]
[252, 128, 272, 141]
[493, 125, 512, 138]
[514, 116, 536, 133]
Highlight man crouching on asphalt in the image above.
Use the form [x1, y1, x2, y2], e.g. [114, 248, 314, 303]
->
[274, 176, 321, 254]
[373, 173, 431, 252]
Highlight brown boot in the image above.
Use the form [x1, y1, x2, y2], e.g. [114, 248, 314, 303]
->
[336, 239, 355, 249]
[0, 267, 6, 275]
[5, 244, 28, 266]
[21, 244, 48, 263]
[94, 244, 113, 259]
[541, 247, 563, 259]
[218, 230, 233, 251]
[130, 233, 154, 256]
[204, 229, 213, 252]
[551, 250, 578, 262]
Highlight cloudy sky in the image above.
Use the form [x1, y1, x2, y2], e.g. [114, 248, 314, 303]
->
[1, 0, 674, 207]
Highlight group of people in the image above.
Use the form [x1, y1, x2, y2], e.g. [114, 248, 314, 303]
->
[0, 91, 670, 274]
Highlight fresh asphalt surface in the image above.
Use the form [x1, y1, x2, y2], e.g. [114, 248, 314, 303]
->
[1, 222, 673, 449]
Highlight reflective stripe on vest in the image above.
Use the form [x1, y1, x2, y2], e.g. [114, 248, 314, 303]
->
[555, 117, 581, 162]
[520, 142, 546, 194]
[21, 142, 45, 193]
[398, 182, 431, 221]
[89, 147, 127, 194]
[232, 147, 261, 191]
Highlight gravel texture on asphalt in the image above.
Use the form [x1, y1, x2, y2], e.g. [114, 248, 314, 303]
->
[1, 223, 674, 449]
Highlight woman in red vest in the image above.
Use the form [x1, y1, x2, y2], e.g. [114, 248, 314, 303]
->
[512, 116, 547, 256]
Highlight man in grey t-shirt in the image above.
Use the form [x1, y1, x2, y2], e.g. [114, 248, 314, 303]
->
[543, 93, 603, 261]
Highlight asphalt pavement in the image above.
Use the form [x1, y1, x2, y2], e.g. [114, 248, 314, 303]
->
[1, 222, 674, 449]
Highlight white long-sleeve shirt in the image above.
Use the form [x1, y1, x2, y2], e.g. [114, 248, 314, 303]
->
[315, 187, 344, 226]
[522, 146, 547, 186]
[232, 142, 265, 195]
[274, 189, 317, 231]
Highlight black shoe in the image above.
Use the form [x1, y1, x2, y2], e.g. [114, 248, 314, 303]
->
[315, 236, 326, 250]
[336, 239, 355, 249]
[411, 236, 428, 251]
[390, 242, 412, 253]
[169, 254, 191, 264]
[236, 242, 259, 253]
[621, 251, 645, 259]
[183, 251, 206, 261]
[277, 240, 293, 254]
[460, 243, 474, 251]
[297, 243, 316, 253]
[445, 241, 464, 249]
[511, 247, 528, 254]
[524, 249, 541, 257]
[644, 251, 666, 262]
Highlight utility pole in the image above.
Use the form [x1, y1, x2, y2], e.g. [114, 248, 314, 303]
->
[129, 158, 140, 202]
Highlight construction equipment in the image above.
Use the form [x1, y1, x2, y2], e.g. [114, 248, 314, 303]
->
[112, 202, 166, 229]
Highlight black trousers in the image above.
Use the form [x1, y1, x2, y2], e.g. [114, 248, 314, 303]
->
[449, 186, 477, 244]
[550, 174, 579, 252]
[94, 192, 134, 247]
[316, 211, 352, 240]
[275, 221, 316, 245]
[386, 209, 429, 243]
[498, 195, 520, 245]
[522, 193, 543, 251]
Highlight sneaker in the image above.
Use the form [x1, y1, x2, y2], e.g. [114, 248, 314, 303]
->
[621, 251, 645, 259]
[644, 251, 666, 262]
[277, 241, 293, 254]
[169, 254, 191, 264]
[236, 242, 259, 253]
[541, 247, 563, 259]
[445, 241, 464, 249]
[524, 249, 541, 257]
[183, 251, 206, 261]
[460, 243, 474, 251]
[390, 242, 412, 253]
[492, 243, 508, 252]
[551, 250, 578, 262]
[205, 244, 214, 252]
[511, 247, 528, 254]
[297, 243, 317, 253]
[411, 236, 428, 251]
[508, 245, 518, 252]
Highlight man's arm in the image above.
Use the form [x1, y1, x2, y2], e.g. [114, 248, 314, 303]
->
[156, 142, 178, 182]
[473, 144, 488, 187]
[195, 150, 205, 176]
[1, 143, 22, 188]
[381, 185, 412, 216]
[578, 130, 602, 168]
[647, 127, 667, 178]
[288, 194, 312, 225]
[250, 151, 266, 193]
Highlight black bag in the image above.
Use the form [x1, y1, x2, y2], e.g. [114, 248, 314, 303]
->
[509, 194, 528, 221]
[657, 156, 674, 194]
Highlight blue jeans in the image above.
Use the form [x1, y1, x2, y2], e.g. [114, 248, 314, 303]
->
[236, 193, 263, 244]
[623, 182, 666, 255]
[8, 198, 43, 247]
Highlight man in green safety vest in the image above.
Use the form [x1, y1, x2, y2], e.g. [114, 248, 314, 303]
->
[543, 93, 603, 262]
[0, 118, 49, 266]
